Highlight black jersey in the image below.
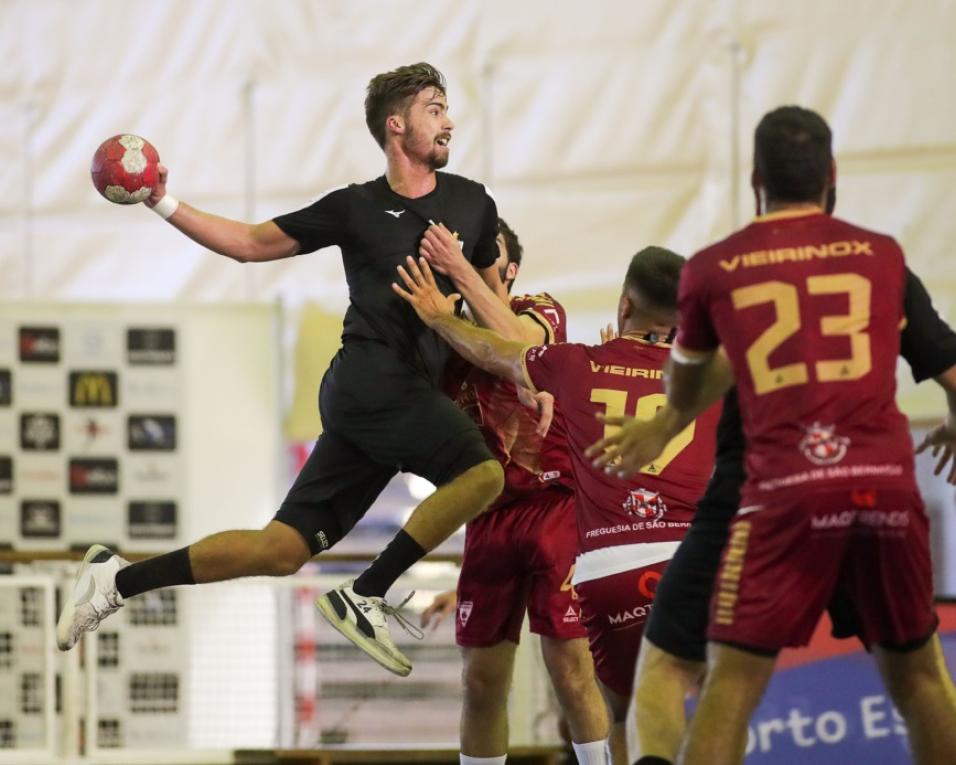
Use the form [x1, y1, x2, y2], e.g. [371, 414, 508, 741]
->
[701, 266, 956, 521]
[274, 172, 499, 383]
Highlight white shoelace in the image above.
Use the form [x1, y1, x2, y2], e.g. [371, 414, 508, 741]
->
[76, 591, 122, 637]
[382, 591, 424, 640]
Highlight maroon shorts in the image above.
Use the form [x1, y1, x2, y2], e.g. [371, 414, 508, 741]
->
[576, 560, 670, 698]
[456, 489, 585, 647]
[708, 487, 937, 653]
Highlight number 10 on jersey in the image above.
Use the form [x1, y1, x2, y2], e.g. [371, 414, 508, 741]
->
[590, 389, 696, 475]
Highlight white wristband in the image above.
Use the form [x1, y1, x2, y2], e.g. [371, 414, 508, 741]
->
[151, 194, 180, 220]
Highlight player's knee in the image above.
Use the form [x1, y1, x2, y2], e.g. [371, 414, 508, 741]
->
[546, 646, 596, 699]
[468, 459, 505, 503]
[881, 652, 945, 710]
[462, 655, 512, 706]
[256, 523, 311, 576]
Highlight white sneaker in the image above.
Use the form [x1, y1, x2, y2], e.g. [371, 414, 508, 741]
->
[316, 580, 421, 677]
[56, 545, 128, 651]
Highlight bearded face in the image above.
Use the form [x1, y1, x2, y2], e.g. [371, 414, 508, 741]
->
[401, 87, 453, 169]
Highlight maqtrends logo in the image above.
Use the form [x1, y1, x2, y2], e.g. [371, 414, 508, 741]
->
[608, 603, 652, 627]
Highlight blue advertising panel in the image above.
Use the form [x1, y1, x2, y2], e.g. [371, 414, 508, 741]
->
[732, 601, 956, 763]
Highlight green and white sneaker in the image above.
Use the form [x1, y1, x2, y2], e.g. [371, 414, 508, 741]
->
[316, 580, 421, 677]
[56, 545, 128, 651]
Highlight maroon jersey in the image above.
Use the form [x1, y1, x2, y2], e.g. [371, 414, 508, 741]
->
[445, 293, 574, 505]
[522, 336, 720, 553]
[676, 209, 915, 506]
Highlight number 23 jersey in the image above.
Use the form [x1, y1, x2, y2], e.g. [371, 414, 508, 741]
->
[522, 336, 721, 553]
[675, 209, 915, 505]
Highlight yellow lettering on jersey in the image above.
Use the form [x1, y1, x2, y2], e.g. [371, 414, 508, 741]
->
[589, 362, 663, 380]
[719, 240, 875, 272]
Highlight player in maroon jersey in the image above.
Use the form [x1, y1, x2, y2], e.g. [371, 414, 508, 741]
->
[419, 218, 610, 765]
[664, 106, 956, 765]
[394, 246, 722, 765]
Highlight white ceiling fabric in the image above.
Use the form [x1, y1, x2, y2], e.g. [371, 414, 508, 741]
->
[1, 1, 953, 363]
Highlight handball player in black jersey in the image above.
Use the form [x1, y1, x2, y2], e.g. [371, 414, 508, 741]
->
[57, 63, 508, 677]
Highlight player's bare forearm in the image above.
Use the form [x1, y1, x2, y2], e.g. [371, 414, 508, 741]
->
[449, 261, 528, 345]
[165, 204, 298, 263]
[935, 365, 956, 427]
[454, 265, 539, 343]
[665, 356, 712, 415]
[146, 164, 298, 263]
[431, 313, 527, 385]
[665, 350, 734, 425]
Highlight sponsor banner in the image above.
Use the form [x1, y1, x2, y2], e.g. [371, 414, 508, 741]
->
[69, 457, 119, 495]
[127, 415, 177, 451]
[20, 412, 60, 451]
[20, 500, 61, 538]
[18, 326, 60, 364]
[0, 456, 11, 494]
[127, 328, 176, 366]
[687, 605, 956, 763]
[69, 370, 119, 408]
[128, 501, 177, 539]
[0, 369, 10, 406]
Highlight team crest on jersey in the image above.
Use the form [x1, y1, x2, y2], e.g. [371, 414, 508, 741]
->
[623, 487, 667, 521]
[458, 600, 474, 627]
[799, 422, 850, 465]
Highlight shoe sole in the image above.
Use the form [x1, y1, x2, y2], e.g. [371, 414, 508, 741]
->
[55, 544, 109, 651]
[316, 594, 412, 677]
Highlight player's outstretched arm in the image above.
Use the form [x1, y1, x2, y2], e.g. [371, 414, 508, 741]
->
[420, 222, 542, 343]
[393, 256, 528, 384]
[145, 164, 299, 263]
[586, 350, 733, 477]
[916, 365, 956, 484]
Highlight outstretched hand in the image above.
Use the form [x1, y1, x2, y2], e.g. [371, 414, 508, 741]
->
[145, 163, 169, 208]
[420, 590, 457, 631]
[585, 413, 672, 478]
[916, 421, 956, 485]
[393, 256, 461, 327]
[600, 323, 618, 343]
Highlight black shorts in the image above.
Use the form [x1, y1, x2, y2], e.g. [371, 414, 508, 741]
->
[274, 340, 494, 555]
[645, 491, 736, 663]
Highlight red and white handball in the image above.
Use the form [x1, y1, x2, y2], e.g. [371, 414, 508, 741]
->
[90, 134, 160, 204]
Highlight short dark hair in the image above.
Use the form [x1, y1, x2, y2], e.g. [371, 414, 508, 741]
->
[754, 106, 832, 203]
[497, 218, 523, 268]
[365, 63, 446, 149]
[624, 246, 685, 311]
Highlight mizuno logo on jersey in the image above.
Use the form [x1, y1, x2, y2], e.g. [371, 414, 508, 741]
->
[385, 209, 405, 218]
[719, 240, 874, 272]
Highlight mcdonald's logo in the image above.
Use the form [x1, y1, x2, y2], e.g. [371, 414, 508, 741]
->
[68, 371, 119, 408]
